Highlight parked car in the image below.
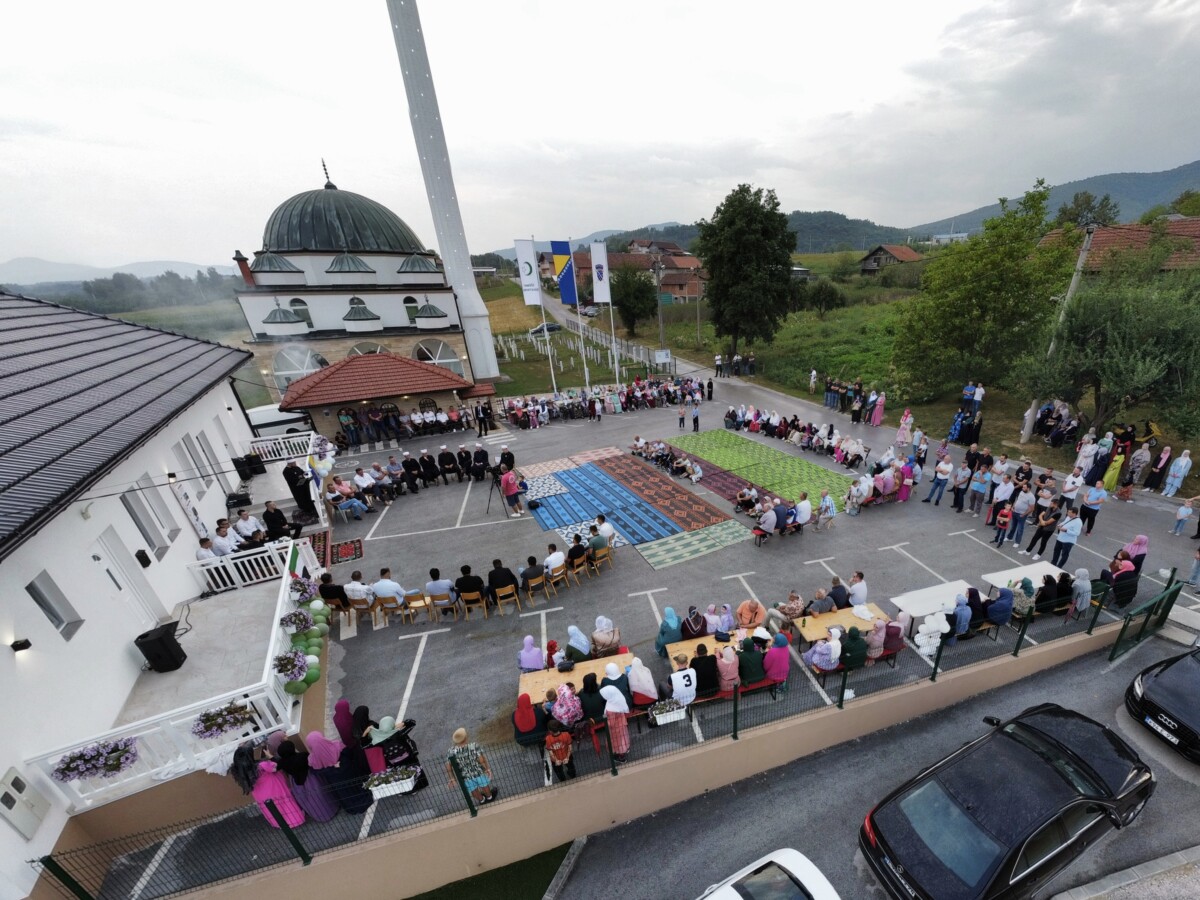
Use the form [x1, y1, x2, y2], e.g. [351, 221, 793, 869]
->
[245, 404, 314, 437]
[860, 703, 1154, 900]
[579, 304, 601, 317]
[696, 849, 841, 900]
[528, 322, 562, 335]
[1126, 647, 1200, 762]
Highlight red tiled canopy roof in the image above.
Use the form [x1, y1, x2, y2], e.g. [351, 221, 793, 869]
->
[876, 244, 925, 262]
[280, 352, 474, 409]
[460, 382, 496, 399]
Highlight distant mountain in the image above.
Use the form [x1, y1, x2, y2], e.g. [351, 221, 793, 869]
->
[488, 225, 679, 260]
[0, 256, 233, 285]
[908, 159, 1200, 236]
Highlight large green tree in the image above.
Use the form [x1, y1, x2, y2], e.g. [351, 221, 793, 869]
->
[610, 263, 657, 337]
[694, 184, 796, 357]
[1054, 190, 1120, 227]
[892, 180, 1075, 398]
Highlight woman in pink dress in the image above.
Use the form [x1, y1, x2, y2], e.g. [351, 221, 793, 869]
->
[251, 760, 305, 828]
[870, 392, 887, 427]
[894, 408, 913, 446]
[897, 458, 914, 502]
[599, 685, 630, 763]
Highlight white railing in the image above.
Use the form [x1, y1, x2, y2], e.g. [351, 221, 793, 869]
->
[187, 542, 291, 593]
[245, 431, 314, 463]
[27, 538, 324, 811]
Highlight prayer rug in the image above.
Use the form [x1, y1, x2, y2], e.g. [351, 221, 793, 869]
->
[527, 464, 680, 543]
[523, 474, 568, 500]
[308, 529, 329, 568]
[635, 520, 754, 570]
[554, 518, 630, 550]
[568, 446, 625, 465]
[591, 455, 730, 532]
[699, 469, 753, 502]
[519, 457, 577, 478]
[330, 538, 365, 566]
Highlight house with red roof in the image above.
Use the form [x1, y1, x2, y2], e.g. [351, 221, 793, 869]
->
[1038, 219, 1200, 271]
[860, 244, 925, 276]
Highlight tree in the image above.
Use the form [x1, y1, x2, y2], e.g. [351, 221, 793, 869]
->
[796, 279, 847, 318]
[1054, 191, 1121, 227]
[693, 184, 795, 357]
[610, 264, 657, 337]
[892, 180, 1076, 397]
[829, 252, 859, 283]
[1172, 189, 1200, 217]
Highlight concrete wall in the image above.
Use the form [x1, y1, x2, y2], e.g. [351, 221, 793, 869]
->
[1, 383, 253, 900]
[177, 624, 1123, 900]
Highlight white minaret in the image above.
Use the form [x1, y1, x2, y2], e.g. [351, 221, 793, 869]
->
[386, 0, 500, 380]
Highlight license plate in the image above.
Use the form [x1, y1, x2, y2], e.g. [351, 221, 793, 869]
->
[1145, 716, 1180, 744]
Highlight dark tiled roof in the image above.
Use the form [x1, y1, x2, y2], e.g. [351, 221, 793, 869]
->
[263, 182, 426, 254]
[249, 251, 303, 273]
[0, 293, 252, 562]
[343, 303, 381, 321]
[279, 352, 473, 409]
[871, 244, 925, 263]
[326, 252, 376, 274]
[397, 254, 442, 273]
[460, 382, 496, 399]
[263, 305, 304, 324]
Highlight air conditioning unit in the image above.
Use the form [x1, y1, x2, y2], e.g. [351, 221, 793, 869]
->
[0, 768, 50, 840]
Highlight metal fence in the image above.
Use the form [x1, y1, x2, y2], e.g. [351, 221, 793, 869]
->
[33, 596, 1122, 899]
[1110, 571, 1182, 660]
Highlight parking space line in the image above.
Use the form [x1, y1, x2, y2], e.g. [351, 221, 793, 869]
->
[363, 502, 390, 540]
[880, 542, 947, 583]
[358, 802, 377, 840]
[903, 637, 937, 668]
[804, 557, 840, 580]
[341, 611, 358, 640]
[367, 519, 512, 541]
[629, 589, 668, 625]
[950, 528, 1024, 563]
[722, 572, 758, 600]
[692, 715, 705, 742]
[130, 833, 178, 900]
[395, 628, 450, 722]
[521, 606, 563, 651]
[454, 478, 474, 528]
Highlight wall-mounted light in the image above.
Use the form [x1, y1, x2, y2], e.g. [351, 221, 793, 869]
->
[226, 405, 234, 412]
[80, 502, 94, 521]
[167, 472, 177, 484]
[11, 639, 32, 652]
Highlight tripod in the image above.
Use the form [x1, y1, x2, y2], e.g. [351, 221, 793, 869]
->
[485, 467, 507, 518]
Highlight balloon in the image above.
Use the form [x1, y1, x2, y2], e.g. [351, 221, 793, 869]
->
[284, 680, 310, 695]
[304, 668, 321, 684]
[309, 600, 326, 612]
[311, 615, 328, 626]
[304, 627, 321, 640]
[304, 654, 320, 667]
[316, 623, 330, 636]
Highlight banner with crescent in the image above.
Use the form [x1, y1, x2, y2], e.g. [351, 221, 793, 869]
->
[514, 239, 542, 306]
[590, 241, 611, 304]
[551, 240, 578, 306]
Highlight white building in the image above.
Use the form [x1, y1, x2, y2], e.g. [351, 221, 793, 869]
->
[0, 293, 273, 899]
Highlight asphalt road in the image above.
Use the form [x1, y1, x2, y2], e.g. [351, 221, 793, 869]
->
[562, 639, 1200, 900]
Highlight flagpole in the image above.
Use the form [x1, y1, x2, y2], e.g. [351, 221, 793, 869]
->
[534, 234, 558, 396]
[569, 236, 591, 395]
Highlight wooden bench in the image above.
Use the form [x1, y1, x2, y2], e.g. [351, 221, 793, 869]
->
[810, 646, 901, 687]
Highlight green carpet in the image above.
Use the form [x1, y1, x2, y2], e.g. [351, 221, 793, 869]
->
[636, 519, 753, 569]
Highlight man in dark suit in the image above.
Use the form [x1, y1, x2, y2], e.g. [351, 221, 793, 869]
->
[456, 444, 473, 481]
[486, 558, 518, 605]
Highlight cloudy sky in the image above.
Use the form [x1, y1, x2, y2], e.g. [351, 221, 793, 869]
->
[3, 0, 1199, 267]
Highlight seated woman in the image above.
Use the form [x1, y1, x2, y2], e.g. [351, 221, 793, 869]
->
[1033, 574, 1059, 613]
[654, 607, 683, 657]
[703, 604, 723, 633]
[840, 626, 869, 670]
[737, 637, 767, 683]
[564, 625, 592, 663]
[518, 635, 544, 673]
[577, 674, 607, 724]
[1102, 551, 1136, 585]
[965, 587, 986, 623]
[685, 644, 718, 697]
[947, 594, 972, 645]
[717, 646, 741, 692]
[865, 619, 887, 664]
[591, 615, 621, 658]
[802, 627, 843, 672]
[1121, 535, 1149, 573]
[981, 587, 1014, 626]
[884, 620, 906, 653]
[626, 657, 659, 707]
[512, 693, 549, 745]
[1055, 570, 1075, 600]
[552, 683, 583, 729]
[763, 633, 791, 684]
[680, 605, 708, 640]
[1012, 577, 1036, 617]
[1068, 567, 1093, 617]
[601, 662, 634, 708]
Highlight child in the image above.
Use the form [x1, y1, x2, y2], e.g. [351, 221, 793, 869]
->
[542, 689, 557, 719]
[545, 720, 576, 782]
[993, 502, 1013, 547]
[1172, 499, 1194, 536]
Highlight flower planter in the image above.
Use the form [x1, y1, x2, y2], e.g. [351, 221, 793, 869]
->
[370, 776, 417, 798]
[650, 707, 687, 725]
[283, 624, 298, 635]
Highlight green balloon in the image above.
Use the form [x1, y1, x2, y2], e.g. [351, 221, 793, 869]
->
[304, 627, 321, 640]
[316, 623, 330, 636]
[283, 680, 310, 695]
[312, 614, 328, 625]
[304, 668, 321, 684]
[306, 640, 323, 652]
[290, 636, 307, 648]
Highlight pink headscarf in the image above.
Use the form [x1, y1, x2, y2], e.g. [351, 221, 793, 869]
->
[305, 731, 344, 769]
[1122, 535, 1149, 558]
[553, 684, 582, 727]
[332, 699, 355, 746]
[1157, 447, 1172, 466]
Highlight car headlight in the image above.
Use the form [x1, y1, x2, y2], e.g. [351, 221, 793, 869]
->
[1132, 674, 1144, 698]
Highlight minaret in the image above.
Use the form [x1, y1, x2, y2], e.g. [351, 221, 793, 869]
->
[385, 0, 500, 380]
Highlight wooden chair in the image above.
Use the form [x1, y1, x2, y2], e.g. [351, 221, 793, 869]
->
[494, 583, 521, 615]
[375, 594, 404, 626]
[546, 564, 568, 596]
[460, 590, 488, 621]
[427, 592, 458, 623]
[348, 594, 376, 626]
[524, 574, 548, 605]
[569, 554, 591, 585]
[590, 546, 614, 573]
[403, 591, 435, 624]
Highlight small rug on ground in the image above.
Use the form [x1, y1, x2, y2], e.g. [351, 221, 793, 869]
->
[330, 538, 364, 566]
[569, 446, 626, 465]
[520, 457, 577, 478]
[308, 529, 329, 568]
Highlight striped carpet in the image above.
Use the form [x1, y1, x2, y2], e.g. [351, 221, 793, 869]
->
[592, 455, 730, 532]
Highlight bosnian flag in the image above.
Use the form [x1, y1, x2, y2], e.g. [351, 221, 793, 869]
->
[514, 239, 542, 306]
[591, 242, 611, 304]
[551, 240, 578, 306]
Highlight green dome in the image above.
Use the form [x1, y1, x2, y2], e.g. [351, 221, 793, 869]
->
[263, 181, 426, 253]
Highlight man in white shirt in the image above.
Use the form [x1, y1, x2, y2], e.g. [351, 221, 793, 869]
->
[211, 525, 241, 556]
[195, 538, 217, 560]
[422, 409, 437, 429]
[372, 568, 407, 605]
[990, 474, 1015, 523]
[352, 467, 384, 505]
[343, 571, 373, 603]
[973, 383, 985, 415]
[544, 542, 566, 572]
[848, 571, 868, 607]
[795, 492, 813, 531]
[233, 509, 265, 539]
[988, 454, 1010, 503]
[595, 514, 616, 546]
[630, 435, 646, 457]
[1060, 466, 1086, 511]
[666, 654, 697, 706]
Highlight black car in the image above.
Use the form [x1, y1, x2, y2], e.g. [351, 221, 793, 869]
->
[1126, 647, 1200, 762]
[528, 322, 562, 335]
[860, 704, 1154, 900]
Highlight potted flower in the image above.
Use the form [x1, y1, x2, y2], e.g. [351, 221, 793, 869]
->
[365, 765, 421, 799]
[191, 702, 255, 740]
[272, 649, 308, 682]
[52, 738, 139, 782]
[649, 698, 687, 725]
[289, 574, 319, 603]
[279, 609, 314, 635]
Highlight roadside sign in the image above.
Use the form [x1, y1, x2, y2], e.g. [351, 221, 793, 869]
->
[654, 349, 672, 365]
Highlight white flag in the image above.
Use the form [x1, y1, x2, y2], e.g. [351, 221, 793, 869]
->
[591, 242, 612, 304]
[514, 239, 542, 306]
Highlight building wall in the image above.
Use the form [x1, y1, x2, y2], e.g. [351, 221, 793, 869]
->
[238, 288, 460, 336]
[0, 382, 253, 900]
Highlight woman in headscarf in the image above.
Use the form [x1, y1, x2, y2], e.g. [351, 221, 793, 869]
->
[983, 587, 1014, 626]
[266, 731, 286, 757]
[1127, 443, 1152, 487]
[1074, 434, 1097, 473]
[552, 683, 582, 728]
[703, 604, 722, 633]
[717, 603, 736, 633]
[627, 657, 659, 706]
[840, 626, 869, 668]
[737, 636, 767, 683]
[564, 625, 592, 662]
[577, 673, 607, 723]
[1069, 568, 1093, 617]
[680, 605, 708, 639]
[1102, 447, 1126, 493]
[716, 646, 741, 691]
[897, 457, 915, 503]
[518, 635, 544, 672]
[894, 408, 913, 447]
[305, 731, 343, 771]
[1033, 575, 1059, 613]
[599, 686, 631, 763]
[329, 743, 374, 814]
[947, 595, 972, 645]
[865, 619, 887, 664]
[1102, 551, 1137, 585]
[368, 716, 399, 747]
[352, 706, 378, 746]
[763, 633, 790, 683]
[965, 587, 985, 622]
[274, 740, 338, 822]
[513, 692, 548, 747]
[251, 759, 305, 827]
[802, 628, 842, 672]
[1122, 535, 1150, 572]
[333, 699, 355, 747]
[1143, 446, 1172, 491]
[870, 392, 887, 427]
[654, 606, 683, 657]
[601, 661, 634, 707]
[546, 639, 562, 669]
[591, 616, 621, 657]
[1164, 449, 1193, 496]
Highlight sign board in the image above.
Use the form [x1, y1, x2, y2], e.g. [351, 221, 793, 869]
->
[654, 349, 672, 365]
[659, 292, 674, 305]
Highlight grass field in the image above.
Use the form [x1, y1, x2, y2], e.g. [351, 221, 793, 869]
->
[481, 278, 543, 334]
[111, 299, 248, 339]
[409, 843, 570, 900]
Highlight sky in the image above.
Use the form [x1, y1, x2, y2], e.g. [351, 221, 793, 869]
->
[3, 0, 1200, 267]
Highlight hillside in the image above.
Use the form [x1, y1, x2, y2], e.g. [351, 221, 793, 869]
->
[908, 159, 1200, 235]
[0, 256, 233, 285]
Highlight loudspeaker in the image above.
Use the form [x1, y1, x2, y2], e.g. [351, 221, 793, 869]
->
[134, 621, 187, 673]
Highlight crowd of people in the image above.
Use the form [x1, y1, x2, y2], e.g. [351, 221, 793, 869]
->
[496, 375, 715, 428]
[334, 401, 493, 452]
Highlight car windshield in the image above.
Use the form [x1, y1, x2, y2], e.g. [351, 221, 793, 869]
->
[888, 780, 1006, 899]
[1003, 724, 1103, 795]
[731, 862, 815, 900]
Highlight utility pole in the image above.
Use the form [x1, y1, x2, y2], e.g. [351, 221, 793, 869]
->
[1020, 224, 1096, 443]
[651, 253, 666, 350]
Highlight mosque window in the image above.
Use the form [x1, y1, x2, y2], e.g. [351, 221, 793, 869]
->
[289, 298, 313, 328]
[271, 345, 329, 395]
[349, 341, 388, 356]
[414, 339, 464, 376]
[404, 296, 419, 324]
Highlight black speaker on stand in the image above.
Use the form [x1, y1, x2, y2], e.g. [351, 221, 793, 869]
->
[135, 621, 187, 673]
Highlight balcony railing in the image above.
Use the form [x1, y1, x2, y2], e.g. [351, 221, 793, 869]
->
[246, 432, 314, 464]
[26, 538, 324, 812]
[186, 542, 291, 593]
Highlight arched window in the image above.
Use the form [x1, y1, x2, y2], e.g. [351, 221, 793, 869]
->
[288, 298, 313, 328]
[349, 297, 366, 307]
[380, 402, 399, 415]
[349, 341, 388, 356]
[272, 344, 329, 394]
[403, 296, 419, 324]
[414, 339, 464, 375]
[419, 398, 437, 413]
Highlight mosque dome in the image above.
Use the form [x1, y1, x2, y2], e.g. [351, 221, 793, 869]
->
[262, 180, 426, 254]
